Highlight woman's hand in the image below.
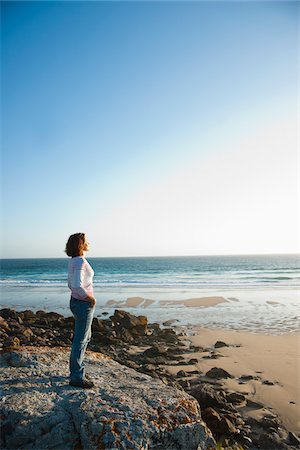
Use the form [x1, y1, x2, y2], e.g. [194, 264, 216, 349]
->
[88, 296, 96, 307]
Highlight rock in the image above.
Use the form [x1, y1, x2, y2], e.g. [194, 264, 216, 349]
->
[240, 374, 255, 381]
[149, 323, 161, 331]
[20, 310, 36, 321]
[0, 348, 215, 450]
[246, 399, 263, 409]
[190, 345, 203, 352]
[190, 384, 227, 409]
[201, 407, 237, 437]
[143, 356, 166, 365]
[45, 312, 64, 321]
[110, 310, 148, 331]
[2, 336, 20, 348]
[116, 328, 135, 343]
[179, 380, 191, 390]
[22, 327, 34, 340]
[205, 367, 233, 379]
[262, 379, 275, 385]
[257, 431, 286, 449]
[162, 319, 179, 326]
[64, 317, 74, 328]
[226, 392, 246, 405]
[91, 317, 106, 332]
[158, 328, 179, 344]
[177, 370, 187, 378]
[261, 415, 281, 430]
[203, 353, 222, 360]
[188, 370, 201, 375]
[188, 358, 198, 365]
[0, 308, 19, 320]
[238, 435, 253, 447]
[289, 431, 300, 445]
[144, 344, 168, 358]
[0, 316, 10, 332]
[214, 341, 228, 348]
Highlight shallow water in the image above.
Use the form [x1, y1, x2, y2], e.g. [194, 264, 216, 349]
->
[1, 284, 299, 334]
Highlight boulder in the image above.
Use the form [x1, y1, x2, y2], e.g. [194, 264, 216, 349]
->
[214, 341, 228, 349]
[110, 310, 148, 336]
[162, 319, 179, 327]
[177, 370, 187, 378]
[257, 431, 287, 449]
[0, 316, 10, 332]
[144, 344, 168, 358]
[91, 317, 106, 332]
[188, 358, 199, 365]
[205, 367, 233, 379]
[201, 407, 237, 437]
[289, 432, 300, 446]
[226, 392, 246, 405]
[19, 310, 36, 321]
[0, 308, 19, 320]
[0, 347, 215, 450]
[190, 384, 227, 409]
[2, 336, 20, 348]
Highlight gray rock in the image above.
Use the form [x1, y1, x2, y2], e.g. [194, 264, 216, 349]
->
[144, 344, 168, 358]
[188, 358, 199, 365]
[226, 392, 246, 405]
[177, 370, 187, 378]
[190, 384, 227, 409]
[214, 341, 228, 349]
[258, 431, 287, 449]
[1, 348, 215, 450]
[289, 431, 300, 445]
[201, 407, 237, 437]
[262, 379, 275, 385]
[205, 367, 233, 379]
[162, 319, 179, 327]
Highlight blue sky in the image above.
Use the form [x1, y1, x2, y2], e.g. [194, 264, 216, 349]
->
[1, 1, 299, 257]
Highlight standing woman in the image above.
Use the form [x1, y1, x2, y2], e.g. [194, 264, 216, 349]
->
[65, 233, 96, 388]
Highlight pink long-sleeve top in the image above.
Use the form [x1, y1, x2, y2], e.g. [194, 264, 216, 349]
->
[68, 256, 94, 301]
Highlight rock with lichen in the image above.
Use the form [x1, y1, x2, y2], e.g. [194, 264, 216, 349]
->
[0, 347, 215, 450]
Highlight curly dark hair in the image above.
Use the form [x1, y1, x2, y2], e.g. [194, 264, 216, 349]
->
[65, 233, 86, 257]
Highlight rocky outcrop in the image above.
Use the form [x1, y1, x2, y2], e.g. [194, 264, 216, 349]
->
[0, 347, 215, 450]
[1, 308, 298, 449]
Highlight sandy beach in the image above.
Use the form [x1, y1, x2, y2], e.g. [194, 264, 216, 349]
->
[166, 327, 300, 433]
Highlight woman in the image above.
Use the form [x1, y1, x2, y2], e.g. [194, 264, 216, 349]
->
[65, 233, 96, 388]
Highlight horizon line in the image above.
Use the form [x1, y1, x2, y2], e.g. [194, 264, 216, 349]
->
[1, 252, 299, 260]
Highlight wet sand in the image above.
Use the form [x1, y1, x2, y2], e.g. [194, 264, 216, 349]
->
[160, 296, 228, 307]
[106, 296, 228, 308]
[105, 296, 155, 308]
[166, 327, 300, 433]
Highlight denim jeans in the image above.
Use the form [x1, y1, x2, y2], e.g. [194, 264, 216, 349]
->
[69, 296, 95, 382]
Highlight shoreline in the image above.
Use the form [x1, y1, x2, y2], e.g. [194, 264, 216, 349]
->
[165, 326, 300, 434]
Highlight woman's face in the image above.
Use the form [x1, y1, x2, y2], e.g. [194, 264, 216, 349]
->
[83, 236, 90, 252]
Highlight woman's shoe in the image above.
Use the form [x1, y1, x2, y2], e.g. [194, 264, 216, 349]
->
[69, 379, 94, 388]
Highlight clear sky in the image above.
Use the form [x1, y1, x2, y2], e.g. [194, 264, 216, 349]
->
[1, 1, 299, 258]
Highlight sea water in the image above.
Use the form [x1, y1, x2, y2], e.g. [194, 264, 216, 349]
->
[1, 255, 299, 333]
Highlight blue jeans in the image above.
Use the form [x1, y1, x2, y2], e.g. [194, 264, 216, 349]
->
[69, 296, 95, 382]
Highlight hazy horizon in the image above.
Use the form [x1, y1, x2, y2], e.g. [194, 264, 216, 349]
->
[1, 252, 299, 261]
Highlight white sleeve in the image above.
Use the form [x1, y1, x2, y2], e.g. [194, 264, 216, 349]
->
[71, 262, 89, 299]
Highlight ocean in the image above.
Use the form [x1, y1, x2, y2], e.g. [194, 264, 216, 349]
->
[1, 255, 299, 333]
